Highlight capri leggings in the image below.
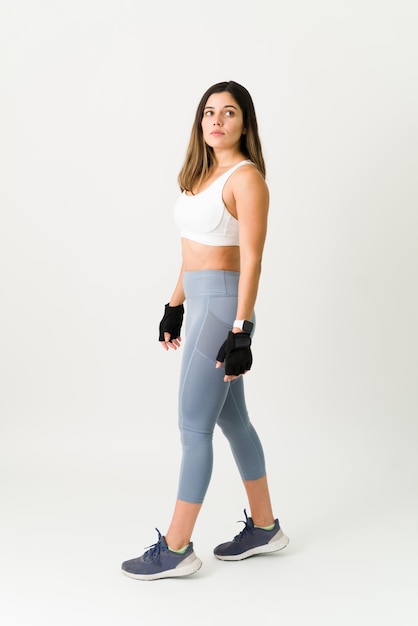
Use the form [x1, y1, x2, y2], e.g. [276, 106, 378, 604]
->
[177, 270, 266, 504]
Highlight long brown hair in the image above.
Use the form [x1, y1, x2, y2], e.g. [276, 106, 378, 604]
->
[178, 81, 266, 193]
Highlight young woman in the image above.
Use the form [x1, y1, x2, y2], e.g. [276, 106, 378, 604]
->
[122, 81, 289, 581]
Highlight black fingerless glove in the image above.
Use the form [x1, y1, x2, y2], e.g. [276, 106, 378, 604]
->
[216, 331, 253, 376]
[158, 303, 184, 341]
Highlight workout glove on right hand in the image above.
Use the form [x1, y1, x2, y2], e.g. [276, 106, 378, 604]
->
[216, 331, 253, 376]
[159, 303, 184, 342]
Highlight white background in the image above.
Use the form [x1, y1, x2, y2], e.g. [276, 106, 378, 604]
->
[1, 1, 417, 624]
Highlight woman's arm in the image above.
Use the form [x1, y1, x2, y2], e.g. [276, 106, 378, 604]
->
[216, 166, 269, 381]
[233, 166, 269, 327]
[169, 263, 185, 307]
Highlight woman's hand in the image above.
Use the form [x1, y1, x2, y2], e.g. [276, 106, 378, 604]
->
[215, 331, 252, 382]
[215, 360, 246, 382]
[159, 303, 184, 351]
[161, 334, 182, 351]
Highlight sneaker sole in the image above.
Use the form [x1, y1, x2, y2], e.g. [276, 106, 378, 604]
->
[214, 529, 290, 561]
[122, 554, 202, 581]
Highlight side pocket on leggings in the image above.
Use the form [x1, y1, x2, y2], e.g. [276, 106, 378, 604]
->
[196, 311, 230, 362]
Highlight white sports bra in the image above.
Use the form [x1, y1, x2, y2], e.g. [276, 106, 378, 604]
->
[174, 160, 253, 246]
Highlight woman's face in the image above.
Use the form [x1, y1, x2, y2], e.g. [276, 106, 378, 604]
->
[201, 92, 245, 151]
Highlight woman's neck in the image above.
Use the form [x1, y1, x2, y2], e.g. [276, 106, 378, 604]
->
[211, 149, 244, 170]
[211, 158, 245, 171]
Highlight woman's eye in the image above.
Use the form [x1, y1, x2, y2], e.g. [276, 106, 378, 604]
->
[204, 110, 213, 116]
[224, 110, 234, 116]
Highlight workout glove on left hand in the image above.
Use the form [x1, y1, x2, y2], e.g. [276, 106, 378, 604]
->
[216, 331, 253, 376]
[159, 303, 184, 342]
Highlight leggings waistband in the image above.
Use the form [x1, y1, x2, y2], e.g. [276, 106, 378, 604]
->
[183, 270, 239, 298]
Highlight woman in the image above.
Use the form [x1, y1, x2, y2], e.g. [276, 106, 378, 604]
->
[122, 81, 289, 581]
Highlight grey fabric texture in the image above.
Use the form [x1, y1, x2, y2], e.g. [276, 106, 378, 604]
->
[176, 270, 265, 503]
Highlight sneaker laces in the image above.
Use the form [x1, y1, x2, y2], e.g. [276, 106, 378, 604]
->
[233, 509, 254, 542]
[142, 528, 165, 561]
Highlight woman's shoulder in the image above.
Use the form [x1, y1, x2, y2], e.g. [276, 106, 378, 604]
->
[229, 161, 267, 190]
[223, 160, 269, 210]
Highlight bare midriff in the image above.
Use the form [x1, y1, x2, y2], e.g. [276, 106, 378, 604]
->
[181, 238, 240, 272]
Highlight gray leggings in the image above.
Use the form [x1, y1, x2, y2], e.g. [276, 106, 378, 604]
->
[177, 270, 266, 503]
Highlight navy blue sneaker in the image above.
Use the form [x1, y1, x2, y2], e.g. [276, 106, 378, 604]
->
[214, 509, 289, 561]
[122, 529, 202, 580]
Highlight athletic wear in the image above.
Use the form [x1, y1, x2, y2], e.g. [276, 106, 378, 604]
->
[216, 330, 253, 375]
[121, 529, 202, 581]
[174, 160, 252, 246]
[177, 270, 264, 504]
[213, 509, 289, 561]
[159, 302, 184, 342]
